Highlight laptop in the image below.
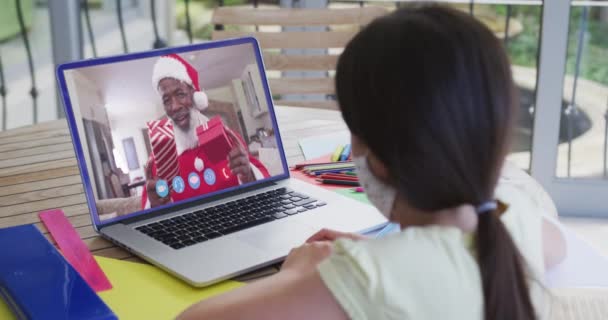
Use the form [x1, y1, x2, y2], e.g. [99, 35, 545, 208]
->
[56, 37, 386, 287]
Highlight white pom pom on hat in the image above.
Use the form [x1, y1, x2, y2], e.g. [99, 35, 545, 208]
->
[192, 91, 208, 111]
[152, 53, 209, 110]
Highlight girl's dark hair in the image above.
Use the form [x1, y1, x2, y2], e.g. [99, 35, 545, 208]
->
[336, 5, 534, 320]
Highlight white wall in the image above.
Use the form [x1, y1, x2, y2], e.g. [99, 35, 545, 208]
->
[108, 102, 165, 181]
[64, 70, 106, 198]
[207, 81, 273, 140]
[231, 64, 274, 139]
[206, 86, 237, 104]
[68, 66, 167, 183]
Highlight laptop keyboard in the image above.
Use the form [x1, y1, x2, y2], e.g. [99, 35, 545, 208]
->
[135, 188, 325, 250]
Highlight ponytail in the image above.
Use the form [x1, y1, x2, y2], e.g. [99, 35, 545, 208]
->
[335, 5, 533, 318]
[475, 203, 536, 320]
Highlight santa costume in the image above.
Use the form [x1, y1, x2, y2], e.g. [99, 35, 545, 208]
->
[142, 53, 270, 209]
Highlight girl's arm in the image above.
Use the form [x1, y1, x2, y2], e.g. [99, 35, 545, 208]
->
[177, 242, 349, 320]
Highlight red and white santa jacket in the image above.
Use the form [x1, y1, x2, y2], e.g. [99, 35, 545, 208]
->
[141, 114, 270, 209]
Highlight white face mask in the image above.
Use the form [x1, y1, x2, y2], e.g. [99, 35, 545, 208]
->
[353, 154, 397, 219]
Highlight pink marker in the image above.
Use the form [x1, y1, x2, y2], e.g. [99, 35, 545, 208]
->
[353, 187, 364, 193]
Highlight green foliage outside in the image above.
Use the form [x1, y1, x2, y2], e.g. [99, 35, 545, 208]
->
[2, 1, 604, 86]
[565, 7, 608, 86]
[0, 0, 103, 42]
[175, 0, 247, 40]
[0, 0, 33, 42]
[174, 2, 608, 86]
[495, 6, 608, 86]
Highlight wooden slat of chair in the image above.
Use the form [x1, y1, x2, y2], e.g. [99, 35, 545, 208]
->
[213, 31, 356, 49]
[274, 99, 338, 110]
[263, 54, 339, 71]
[212, 7, 387, 26]
[268, 78, 334, 95]
[211, 7, 387, 110]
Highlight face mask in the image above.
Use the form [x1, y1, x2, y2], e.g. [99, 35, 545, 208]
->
[353, 154, 397, 219]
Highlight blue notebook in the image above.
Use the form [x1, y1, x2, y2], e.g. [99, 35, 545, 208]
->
[0, 224, 116, 320]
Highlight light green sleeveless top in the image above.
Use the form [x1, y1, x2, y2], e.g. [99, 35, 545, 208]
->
[318, 163, 550, 320]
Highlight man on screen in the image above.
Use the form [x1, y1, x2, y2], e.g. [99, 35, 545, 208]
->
[142, 53, 269, 209]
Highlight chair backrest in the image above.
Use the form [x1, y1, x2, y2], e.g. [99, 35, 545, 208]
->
[211, 6, 388, 110]
[107, 171, 125, 198]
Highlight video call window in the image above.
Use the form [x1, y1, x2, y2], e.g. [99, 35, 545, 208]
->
[63, 43, 284, 222]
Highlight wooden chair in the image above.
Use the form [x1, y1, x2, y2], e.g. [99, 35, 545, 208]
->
[211, 6, 388, 110]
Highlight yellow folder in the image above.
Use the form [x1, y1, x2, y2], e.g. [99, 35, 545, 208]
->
[0, 256, 243, 320]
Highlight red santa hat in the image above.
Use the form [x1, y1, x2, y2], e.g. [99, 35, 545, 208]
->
[152, 53, 208, 110]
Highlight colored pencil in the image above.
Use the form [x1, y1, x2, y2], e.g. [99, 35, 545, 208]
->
[318, 174, 359, 181]
[318, 172, 358, 178]
[294, 161, 352, 170]
[305, 166, 355, 175]
[303, 162, 354, 171]
[311, 168, 356, 176]
[339, 144, 351, 161]
[316, 179, 360, 186]
[331, 145, 345, 162]
[319, 172, 357, 178]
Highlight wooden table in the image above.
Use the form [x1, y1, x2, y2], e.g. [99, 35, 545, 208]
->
[4, 105, 608, 319]
[0, 106, 348, 264]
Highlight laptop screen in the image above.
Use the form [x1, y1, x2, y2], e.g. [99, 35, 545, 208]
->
[58, 38, 289, 226]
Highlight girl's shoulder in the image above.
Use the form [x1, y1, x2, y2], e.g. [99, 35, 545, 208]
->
[318, 229, 484, 319]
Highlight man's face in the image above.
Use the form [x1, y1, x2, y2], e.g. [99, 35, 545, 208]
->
[158, 78, 195, 130]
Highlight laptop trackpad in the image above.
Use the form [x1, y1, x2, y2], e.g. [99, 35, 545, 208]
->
[236, 220, 316, 254]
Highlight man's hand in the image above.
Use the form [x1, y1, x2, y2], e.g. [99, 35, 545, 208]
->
[226, 129, 255, 183]
[145, 158, 171, 208]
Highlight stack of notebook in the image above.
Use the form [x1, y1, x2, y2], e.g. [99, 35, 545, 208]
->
[0, 224, 116, 319]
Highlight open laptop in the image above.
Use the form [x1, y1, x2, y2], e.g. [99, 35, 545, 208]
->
[56, 37, 386, 287]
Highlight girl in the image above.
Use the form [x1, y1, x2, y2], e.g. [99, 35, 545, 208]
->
[178, 5, 565, 320]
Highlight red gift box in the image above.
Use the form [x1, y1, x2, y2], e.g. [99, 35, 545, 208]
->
[147, 119, 179, 181]
[196, 117, 233, 164]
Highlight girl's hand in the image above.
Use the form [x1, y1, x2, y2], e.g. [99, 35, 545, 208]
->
[306, 228, 367, 243]
[281, 242, 333, 274]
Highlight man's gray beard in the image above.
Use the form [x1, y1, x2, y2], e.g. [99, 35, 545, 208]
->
[172, 108, 209, 156]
